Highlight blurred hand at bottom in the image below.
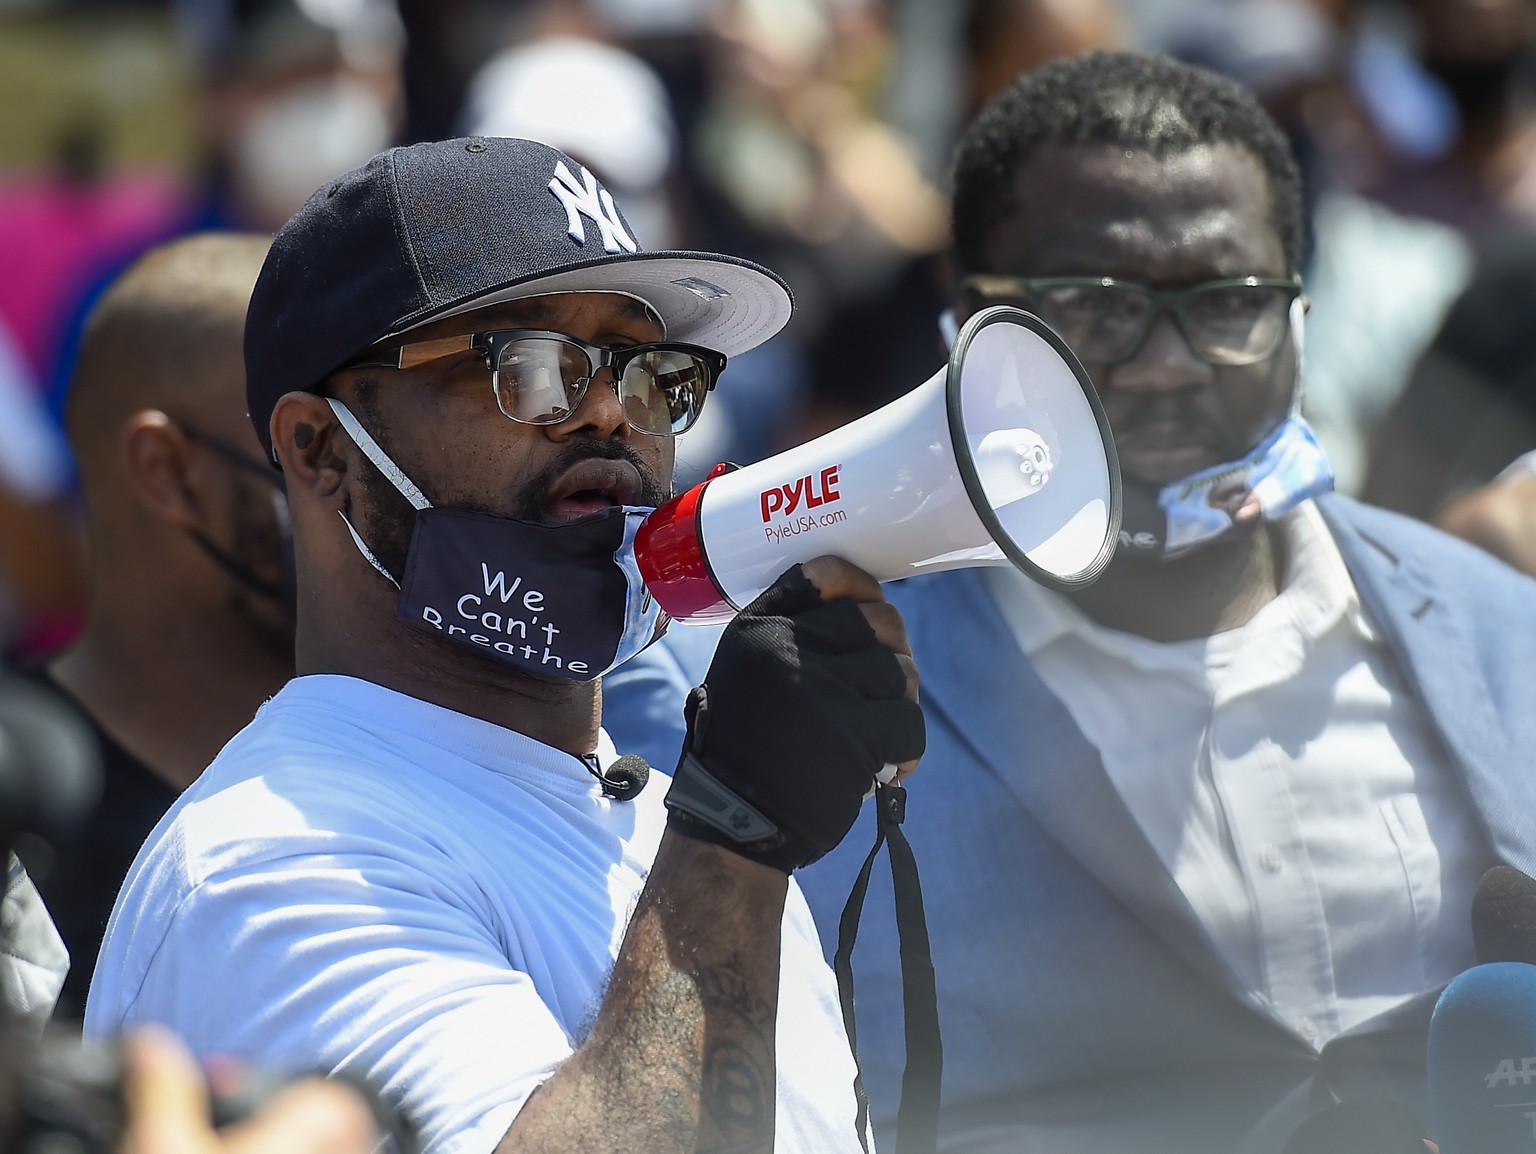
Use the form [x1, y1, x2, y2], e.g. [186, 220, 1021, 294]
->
[118, 1028, 378, 1154]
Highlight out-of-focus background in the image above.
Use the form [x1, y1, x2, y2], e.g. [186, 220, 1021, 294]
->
[2, 0, 1535, 660]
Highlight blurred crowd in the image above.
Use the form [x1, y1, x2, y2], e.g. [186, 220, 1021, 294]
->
[1, 0, 1535, 655]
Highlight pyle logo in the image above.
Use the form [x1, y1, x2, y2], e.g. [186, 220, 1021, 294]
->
[1119, 529, 1158, 550]
[548, 160, 637, 254]
[1485, 1057, 1536, 1087]
[760, 465, 841, 522]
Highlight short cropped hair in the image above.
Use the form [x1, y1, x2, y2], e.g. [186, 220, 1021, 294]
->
[951, 51, 1306, 274]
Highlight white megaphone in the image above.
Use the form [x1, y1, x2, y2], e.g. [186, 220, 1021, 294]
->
[636, 305, 1122, 623]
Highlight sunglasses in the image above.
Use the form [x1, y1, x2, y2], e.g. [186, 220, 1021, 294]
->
[344, 328, 728, 436]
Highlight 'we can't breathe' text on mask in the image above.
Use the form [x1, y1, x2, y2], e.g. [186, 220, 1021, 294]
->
[327, 398, 666, 681]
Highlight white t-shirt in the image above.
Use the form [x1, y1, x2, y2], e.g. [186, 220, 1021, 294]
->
[85, 675, 865, 1154]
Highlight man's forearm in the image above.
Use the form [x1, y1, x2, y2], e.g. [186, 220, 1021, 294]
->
[496, 832, 787, 1154]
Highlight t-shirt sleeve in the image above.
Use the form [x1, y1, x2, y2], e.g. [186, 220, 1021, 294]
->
[113, 847, 571, 1154]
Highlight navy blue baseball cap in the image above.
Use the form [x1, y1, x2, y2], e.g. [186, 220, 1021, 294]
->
[245, 135, 794, 461]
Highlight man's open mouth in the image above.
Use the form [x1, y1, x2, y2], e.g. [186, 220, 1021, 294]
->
[541, 458, 645, 522]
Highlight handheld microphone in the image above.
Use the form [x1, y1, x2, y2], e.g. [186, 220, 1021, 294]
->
[1472, 865, 1536, 965]
[583, 754, 650, 802]
[1428, 962, 1536, 1154]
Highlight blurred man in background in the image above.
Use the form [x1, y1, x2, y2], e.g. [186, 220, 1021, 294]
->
[609, 49, 1536, 1153]
[186, 0, 403, 236]
[15, 232, 293, 1018]
[9, 0, 404, 499]
[801, 50, 1536, 1154]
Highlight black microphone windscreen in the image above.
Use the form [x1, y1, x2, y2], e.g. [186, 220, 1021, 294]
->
[603, 755, 651, 802]
[1472, 866, 1536, 966]
[1281, 1098, 1429, 1154]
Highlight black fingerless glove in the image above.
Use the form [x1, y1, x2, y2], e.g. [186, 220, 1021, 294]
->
[663, 564, 925, 872]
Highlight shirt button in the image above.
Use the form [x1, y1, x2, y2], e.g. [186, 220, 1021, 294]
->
[1260, 845, 1284, 873]
[1298, 1018, 1318, 1042]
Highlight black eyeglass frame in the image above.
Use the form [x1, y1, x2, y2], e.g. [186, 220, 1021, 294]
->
[958, 274, 1303, 367]
[343, 328, 729, 437]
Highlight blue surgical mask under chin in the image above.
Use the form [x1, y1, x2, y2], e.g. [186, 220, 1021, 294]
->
[325, 398, 667, 681]
[1114, 296, 1333, 561]
[1116, 414, 1335, 561]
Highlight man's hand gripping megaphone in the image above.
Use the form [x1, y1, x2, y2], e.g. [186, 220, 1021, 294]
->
[662, 556, 925, 873]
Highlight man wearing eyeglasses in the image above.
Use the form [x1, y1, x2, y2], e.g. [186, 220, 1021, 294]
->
[84, 137, 923, 1154]
[772, 51, 1536, 1154]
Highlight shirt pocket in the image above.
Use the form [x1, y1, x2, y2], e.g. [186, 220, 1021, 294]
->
[1379, 793, 1441, 989]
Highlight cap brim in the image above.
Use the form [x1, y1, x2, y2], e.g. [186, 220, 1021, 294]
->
[392, 251, 794, 358]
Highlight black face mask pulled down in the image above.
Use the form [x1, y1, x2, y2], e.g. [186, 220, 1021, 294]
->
[326, 398, 666, 682]
[397, 504, 661, 681]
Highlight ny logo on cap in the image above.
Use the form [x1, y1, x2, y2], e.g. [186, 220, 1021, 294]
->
[549, 161, 638, 255]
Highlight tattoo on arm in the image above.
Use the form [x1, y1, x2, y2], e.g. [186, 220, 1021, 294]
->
[497, 839, 786, 1154]
[699, 968, 772, 1149]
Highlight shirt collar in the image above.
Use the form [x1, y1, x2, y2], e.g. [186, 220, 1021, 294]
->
[1273, 500, 1378, 643]
[983, 499, 1378, 663]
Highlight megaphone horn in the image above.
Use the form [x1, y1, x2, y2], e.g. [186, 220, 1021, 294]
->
[637, 305, 1123, 624]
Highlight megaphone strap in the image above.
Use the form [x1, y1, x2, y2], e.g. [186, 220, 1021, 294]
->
[834, 784, 943, 1154]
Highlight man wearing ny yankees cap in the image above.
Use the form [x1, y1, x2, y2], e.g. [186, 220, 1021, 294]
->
[84, 136, 923, 1154]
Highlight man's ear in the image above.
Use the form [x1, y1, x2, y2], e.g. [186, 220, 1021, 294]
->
[121, 410, 201, 530]
[271, 392, 351, 504]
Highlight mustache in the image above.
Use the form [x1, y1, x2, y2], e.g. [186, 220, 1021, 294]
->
[513, 440, 669, 520]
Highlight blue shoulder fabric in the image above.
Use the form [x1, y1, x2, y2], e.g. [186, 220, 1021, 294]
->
[601, 620, 726, 775]
[1318, 494, 1536, 874]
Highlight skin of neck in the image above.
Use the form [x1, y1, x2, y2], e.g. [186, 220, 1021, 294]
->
[51, 535, 295, 790]
[294, 559, 605, 758]
[1066, 519, 1285, 642]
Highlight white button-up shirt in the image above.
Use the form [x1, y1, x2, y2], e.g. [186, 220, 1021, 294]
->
[984, 502, 1492, 1046]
